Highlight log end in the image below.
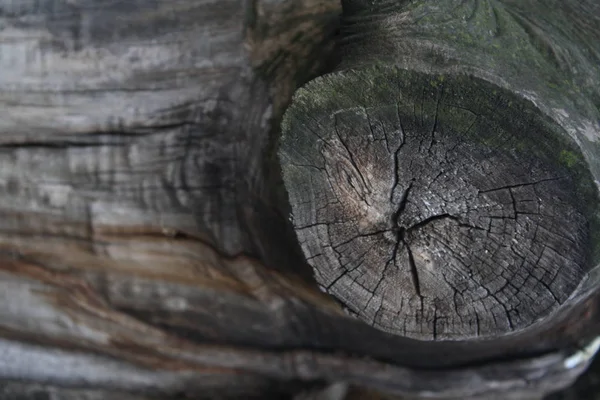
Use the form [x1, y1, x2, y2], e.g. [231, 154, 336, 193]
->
[279, 65, 600, 340]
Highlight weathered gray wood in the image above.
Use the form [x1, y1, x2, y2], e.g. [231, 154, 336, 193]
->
[0, 0, 598, 399]
[337, 0, 600, 179]
[0, 0, 330, 278]
[0, 0, 341, 398]
[281, 0, 600, 342]
[281, 68, 595, 340]
[278, 0, 600, 397]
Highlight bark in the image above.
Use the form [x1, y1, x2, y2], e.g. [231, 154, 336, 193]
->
[0, 0, 597, 399]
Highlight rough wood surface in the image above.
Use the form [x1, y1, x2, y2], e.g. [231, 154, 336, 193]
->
[280, 0, 600, 344]
[0, 0, 598, 399]
[281, 67, 595, 340]
[338, 0, 600, 180]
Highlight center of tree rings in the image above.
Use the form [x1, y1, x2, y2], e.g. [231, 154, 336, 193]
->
[280, 67, 595, 340]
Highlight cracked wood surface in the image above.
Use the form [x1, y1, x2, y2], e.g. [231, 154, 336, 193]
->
[282, 69, 595, 340]
[280, 0, 600, 342]
[0, 0, 599, 399]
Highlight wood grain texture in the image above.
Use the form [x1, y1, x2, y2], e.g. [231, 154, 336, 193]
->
[0, 0, 342, 398]
[0, 0, 598, 399]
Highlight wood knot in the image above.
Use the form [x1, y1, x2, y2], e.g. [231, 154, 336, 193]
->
[279, 66, 599, 340]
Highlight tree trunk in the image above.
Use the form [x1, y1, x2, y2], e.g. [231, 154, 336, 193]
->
[0, 0, 597, 399]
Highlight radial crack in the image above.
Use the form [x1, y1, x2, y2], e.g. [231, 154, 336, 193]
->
[392, 182, 413, 226]
[404, 237, 423, 298]
[390, 115, 406, 202]
[407, 213, 455, 232]
[478, 176, 566, 194]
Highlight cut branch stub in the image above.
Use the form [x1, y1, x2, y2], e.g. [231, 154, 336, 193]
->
[280, 66, 599, 340]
